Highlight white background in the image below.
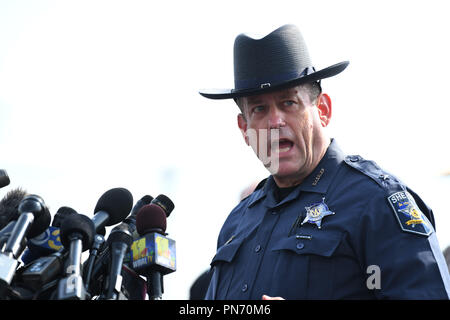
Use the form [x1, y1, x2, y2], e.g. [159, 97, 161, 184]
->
[1, 0, 449, 299]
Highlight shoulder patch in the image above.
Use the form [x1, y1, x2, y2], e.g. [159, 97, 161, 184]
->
[387, 191, 433, 236]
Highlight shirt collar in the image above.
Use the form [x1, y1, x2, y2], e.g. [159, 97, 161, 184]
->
[248, 139, 346, 209]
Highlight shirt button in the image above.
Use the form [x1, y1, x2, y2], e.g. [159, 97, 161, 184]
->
[254, 245, 261, 253]
[242, 284, 248, 292]
[296, 243, 304, 250]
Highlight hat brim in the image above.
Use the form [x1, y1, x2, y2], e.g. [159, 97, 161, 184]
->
[199, 61, 349, 100]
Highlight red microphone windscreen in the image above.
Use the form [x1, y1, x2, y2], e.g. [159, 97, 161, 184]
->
[135, 204, 167, 236]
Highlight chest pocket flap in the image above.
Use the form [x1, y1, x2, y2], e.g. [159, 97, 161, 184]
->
[271, 231, 343, 257]
[210, 237, 244, 265]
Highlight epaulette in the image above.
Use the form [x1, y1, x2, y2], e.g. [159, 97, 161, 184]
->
[344, 155, 435, 235]
[343, 155, 397, 188]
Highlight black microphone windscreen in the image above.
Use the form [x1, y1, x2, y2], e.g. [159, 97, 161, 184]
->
[141, 195, 154, 204]
[52, 206, 77, 227]
[130, 195, 154, 217]
[0, 169, 10, 188]
[135, 204, 167, 236]
[0, 188, 27, 229]
[94, 188, 133, 226]
[152, 194, 175, 217]
[28, 206, 51, 238]
[60, 213, 96, 251]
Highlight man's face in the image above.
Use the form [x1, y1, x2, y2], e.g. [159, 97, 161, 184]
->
[237, 85, 331, 185]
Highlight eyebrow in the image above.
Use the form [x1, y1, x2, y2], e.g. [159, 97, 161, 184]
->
[246, 97, 263, 105]
[277, 88, 299, 99]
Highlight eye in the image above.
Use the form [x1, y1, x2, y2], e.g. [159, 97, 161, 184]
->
[283, 100, 296, 107]
[252, 105, 265, 113]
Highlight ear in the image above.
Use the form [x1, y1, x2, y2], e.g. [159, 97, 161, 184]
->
[237, 113, 249, 145]
[316, 93, 332, 127]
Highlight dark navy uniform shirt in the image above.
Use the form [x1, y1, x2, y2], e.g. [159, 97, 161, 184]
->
[205, 139, 450, 299]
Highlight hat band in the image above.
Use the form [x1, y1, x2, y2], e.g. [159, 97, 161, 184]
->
[233, 66, 316, 92]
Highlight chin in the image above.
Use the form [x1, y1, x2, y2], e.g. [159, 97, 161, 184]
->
[267, 163, 299, 178]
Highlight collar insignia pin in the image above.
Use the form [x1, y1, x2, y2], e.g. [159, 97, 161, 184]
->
[301, 198, 335, 229]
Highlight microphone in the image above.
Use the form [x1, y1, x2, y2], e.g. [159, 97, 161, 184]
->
[83, 194, 153, 298]
[52, 206, 77, 228]
[0, 194, 50, 293]
[54, 188, 131, 299]
[102, 223, 133, 300]
[136, 204, 167, 236]
[101, 195, 155, 299]
[132, 195, 155, 218]
[132, 204, 176, 300]
[125, 195, 154, 235]
[151, 194, 175, 218]
[19, 206, 73, 265]
[83, 234, 105, 292]
[0, 170, 10, 189]
[56, 212, 96, 300]
[91, 188, 133, 233]
[17, 207, 79, 296]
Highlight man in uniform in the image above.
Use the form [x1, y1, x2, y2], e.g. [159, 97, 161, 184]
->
[199, 24, 450, 299]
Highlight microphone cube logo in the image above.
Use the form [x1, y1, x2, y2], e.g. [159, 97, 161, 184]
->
[130, 233, 176, 273]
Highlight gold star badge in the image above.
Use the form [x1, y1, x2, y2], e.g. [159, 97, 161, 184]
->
[301, 198, 335, 229]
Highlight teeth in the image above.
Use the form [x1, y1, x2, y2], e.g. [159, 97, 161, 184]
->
[272, 140, 292, 153]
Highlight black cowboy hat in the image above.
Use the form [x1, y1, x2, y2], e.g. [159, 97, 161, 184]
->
[199, 24, 349, 100]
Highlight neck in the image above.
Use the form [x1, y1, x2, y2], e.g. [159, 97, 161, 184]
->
[273, 175, 307, 188]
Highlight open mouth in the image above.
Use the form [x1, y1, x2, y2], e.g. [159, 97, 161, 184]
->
[274, 138, 294, 153]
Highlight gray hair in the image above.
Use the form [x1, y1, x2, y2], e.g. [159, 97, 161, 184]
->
[235, 81, 322, 116]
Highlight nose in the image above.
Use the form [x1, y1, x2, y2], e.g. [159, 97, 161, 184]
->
[268, 106, 286, 129]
